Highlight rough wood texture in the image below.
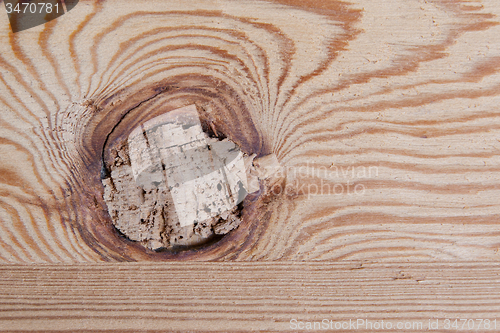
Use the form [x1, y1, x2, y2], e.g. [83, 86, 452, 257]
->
[1, 0, 500, 262]
[2, 0, 500, 331]
[102, 104, 253, 251]
[0, 262, 499, 332]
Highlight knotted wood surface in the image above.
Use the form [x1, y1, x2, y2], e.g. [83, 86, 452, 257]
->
[2, 0, 500, 331]
[1, 0, 500, 263]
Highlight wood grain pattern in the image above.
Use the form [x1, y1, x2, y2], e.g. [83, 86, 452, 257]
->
[1, 0, 500, 262]
[1, 262, 500, 332]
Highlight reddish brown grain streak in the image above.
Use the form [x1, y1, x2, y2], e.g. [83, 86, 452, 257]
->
[0, 139, 77, 261]
[289, 146, 499, 161]
[273, 1, 362, 124]
[97, 26, 267, 99]
[0, 63, 80, 227]
[277, 107, 500, 162]
[292, 178, 499, 197]
[300, 211, 500, 231]
[313, 238, 459, 259]
[0, 201, 43, 262]
[0, 57, 43, 123]
[370, 56, 500, 98]
[8, 31, 59, 125]
[38, 20, 72, 107]
[321, 245, 458, 261]
[301, 121, 500, 142]
[289, 159, 500, 175]
[299, 226, 500, 249]
[105, 43, 257, 96]
[86, 10, 289, 98]
[275, 3, 499, 148]
[68, 1, 102, 94]
[309, 232, 494, 255]
[278, 82, 500, 157]
[246, 200, 296, 260]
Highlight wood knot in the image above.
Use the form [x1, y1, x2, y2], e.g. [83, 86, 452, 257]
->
[101, 104, 281, 252]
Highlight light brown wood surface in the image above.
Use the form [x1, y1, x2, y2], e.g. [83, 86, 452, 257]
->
[1, 0, 500, 331]
[1, 262, 500, 332]
[1, 0, 499, 262]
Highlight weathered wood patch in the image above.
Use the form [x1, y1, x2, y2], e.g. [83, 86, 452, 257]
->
[101, 105, 262, 251]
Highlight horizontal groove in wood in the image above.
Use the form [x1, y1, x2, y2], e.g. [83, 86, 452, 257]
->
[0, 262, 499, 332]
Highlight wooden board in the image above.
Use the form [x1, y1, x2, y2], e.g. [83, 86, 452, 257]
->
[1, 0, 500, 330]
[0, 262, 499, 332]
